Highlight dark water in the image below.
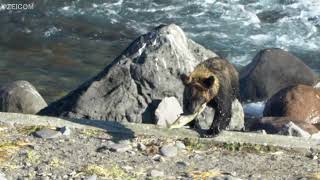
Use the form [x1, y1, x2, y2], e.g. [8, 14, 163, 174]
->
[0, 0, 319, 102]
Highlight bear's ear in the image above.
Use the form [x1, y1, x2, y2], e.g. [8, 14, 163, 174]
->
[181, 74, 192, 84]
[203, 76, 215, 88]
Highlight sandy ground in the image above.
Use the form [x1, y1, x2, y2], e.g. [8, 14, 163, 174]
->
[0, 124, 319, 180]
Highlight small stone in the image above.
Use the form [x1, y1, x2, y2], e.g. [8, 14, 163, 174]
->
[119, 140, 131, 145]
[60, 126, 71, 136]
[128, 150, 136, 155]
[314, 82, 320, 89]
[175, 141, 186, 150]
[152, 154, 163, 162]
[193, 154, 204, 160]
[176, 161, 188, 169]
[109, 143, 132, 153]
[86, 174, 97, 180]
[40, 176, 50, 180]
[0, 171, 7, 180]
[160, 144, 178, 157]
[280, 122, 311, 138]
[313, 155, 318, 160]
[96, 146, 108, 153]
[248, 174, 262, 179]
[148, 170, 164, 177]
[213, 175, 241, 180]
[106, 140, 115, 146]
[122, 166, 134, 172]
[34, 128, 62, 139]
[254, 130, 267, 134]
[69, 171, 77, 176]
[137, 143, 147, 151]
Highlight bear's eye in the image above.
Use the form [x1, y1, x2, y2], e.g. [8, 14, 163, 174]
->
[202, 76, 215, 88]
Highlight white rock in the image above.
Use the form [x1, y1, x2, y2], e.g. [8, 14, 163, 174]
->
[137, 143, 146, 151]
[149, 170, 164, 177]
[109, 143, 132, 153]
[311, 132, 320, 140]
[86, 174, 97, 180]
[60, 126, 71, 136]
[155, 97, 183, 127]
[160, 144, 178, 157]
[227, 99, 245, 131]
[175, 141, 186, 150]
[0, 171, 7, 180]
[152, 154, 163, 162]
[279, 121, 311, 138]
[314, 82, 320, 89]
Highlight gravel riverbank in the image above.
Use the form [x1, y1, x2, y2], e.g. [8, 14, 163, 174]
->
[0, 123, 319, 180]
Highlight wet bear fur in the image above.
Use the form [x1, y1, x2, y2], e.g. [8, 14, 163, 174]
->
[182, 57, 240, 135]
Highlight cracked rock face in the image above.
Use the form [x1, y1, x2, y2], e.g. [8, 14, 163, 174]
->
[38, 24, 217, 123]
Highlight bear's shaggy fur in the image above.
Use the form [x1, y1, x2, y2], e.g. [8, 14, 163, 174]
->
[182, 57, 239, 135]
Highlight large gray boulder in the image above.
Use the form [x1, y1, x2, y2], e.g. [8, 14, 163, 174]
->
[0, 81, 47, 114]
[240, 48, 318, 102]
[38, 24, 218, 123]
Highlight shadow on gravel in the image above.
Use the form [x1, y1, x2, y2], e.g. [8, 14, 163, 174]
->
[66, 118, 135, 143]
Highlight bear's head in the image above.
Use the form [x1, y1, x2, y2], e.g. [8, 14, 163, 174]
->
[181, 72, 220, 113]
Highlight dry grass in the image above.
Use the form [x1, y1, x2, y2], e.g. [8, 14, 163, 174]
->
[80, 164, 132, 179]
[191, 169, 223, 179]
[16, 125, 47, 135]
[0, 140, 31, 164]
[79, 128, 105, 137]
[308, 172, 320, 180]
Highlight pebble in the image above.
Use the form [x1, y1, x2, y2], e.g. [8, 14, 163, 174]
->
[160, 144, 178, 157]
[176, 161, 188, 169]
[137, 143, 147, 151]
[193, 154, 204, 160]
[34, 128, 62, 139]
[60, 126, 71, 136]
[152, 154, 164, 162]
[175, 141, 186, 149]
[0, 171, 7, 180]
[119, 140, 131, 145]
[109, 143, 132, 153]
[86, 174, 97, 180]
[122, 166, 134, 172]
[213, 175, 242, 180]
[149, 170, 164, 177]
[40, 176, 50, 180]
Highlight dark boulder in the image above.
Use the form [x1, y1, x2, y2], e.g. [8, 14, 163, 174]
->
[38, 24, 218, 123]
[263, 84, 320, 126]
[240, 48, 318, 102]
[0, 81, 47, 114]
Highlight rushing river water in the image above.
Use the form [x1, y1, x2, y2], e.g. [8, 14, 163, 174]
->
[0, 0, 319, 102]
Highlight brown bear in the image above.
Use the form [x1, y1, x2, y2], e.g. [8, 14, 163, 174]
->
[182, 57, 239, 135]
[263, 84, 320, 128]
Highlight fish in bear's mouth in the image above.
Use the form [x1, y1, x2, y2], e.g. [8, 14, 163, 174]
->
[169, 103, 207, 129]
